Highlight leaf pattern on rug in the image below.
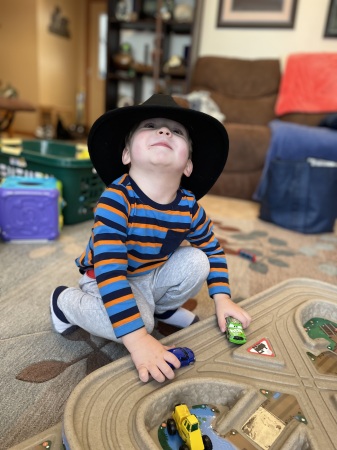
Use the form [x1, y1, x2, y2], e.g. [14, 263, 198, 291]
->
[16, 329, 113, 383]
[16, 301, 196, 383]
[214, 226, 298, 274]
[16, 359, 86, 383]
[213, 221, 337, 278]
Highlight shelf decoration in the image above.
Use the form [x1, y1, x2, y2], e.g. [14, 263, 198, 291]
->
[112, 43, 134, 70]
[115, 0, 137, 21]
[48, 6, 71, 38]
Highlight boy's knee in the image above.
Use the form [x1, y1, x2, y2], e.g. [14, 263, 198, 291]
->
[180, 246, 210, 278]
[196, 249, 210, 279]
[192, 247, 210, 272]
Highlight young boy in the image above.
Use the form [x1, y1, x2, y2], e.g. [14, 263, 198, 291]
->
[50, 94, 251, 383]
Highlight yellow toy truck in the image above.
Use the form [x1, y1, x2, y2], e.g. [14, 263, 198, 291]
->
[166, 403, 213, 450]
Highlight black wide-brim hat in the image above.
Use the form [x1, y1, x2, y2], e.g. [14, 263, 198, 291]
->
[88, 94, 229, 200]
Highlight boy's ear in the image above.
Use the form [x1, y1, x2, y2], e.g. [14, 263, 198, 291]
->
[183, 159, 193, 177]
[122, 147, 131, 165]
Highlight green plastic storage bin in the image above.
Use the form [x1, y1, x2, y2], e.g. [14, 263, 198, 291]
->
[0, 139, 105, 224]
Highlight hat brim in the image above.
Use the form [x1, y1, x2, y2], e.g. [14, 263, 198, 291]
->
[88, 101, 229, 200]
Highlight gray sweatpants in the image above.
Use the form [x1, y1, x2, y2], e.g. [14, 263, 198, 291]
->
[58, 246, 210, 342]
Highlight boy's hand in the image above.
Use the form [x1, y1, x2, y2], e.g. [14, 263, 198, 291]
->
[122, 328, 180, 383]
[214, 293, 251, 333]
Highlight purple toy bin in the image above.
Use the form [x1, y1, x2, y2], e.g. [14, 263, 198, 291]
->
[0, 176, 62, 241]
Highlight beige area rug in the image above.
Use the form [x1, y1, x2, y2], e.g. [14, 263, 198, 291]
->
[194, 196, 337, 320]
[1, 195, 337, 448]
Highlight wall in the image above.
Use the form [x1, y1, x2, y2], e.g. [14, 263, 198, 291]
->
[0, 0, 39, 133]
[0, 0, 86, 134]
[200, 0, 336, 67]
[37, 0, 86, 125]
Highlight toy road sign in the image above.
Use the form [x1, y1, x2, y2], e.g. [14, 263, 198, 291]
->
[248, 338, 275, 357]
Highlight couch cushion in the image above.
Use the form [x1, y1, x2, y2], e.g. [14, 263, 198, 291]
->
[209, 170, 262, 201]
[210, 92, 278, 125]
[190, 56, 281, 125]
[225, 123, 271, 171]
[209, 123, 271, 200]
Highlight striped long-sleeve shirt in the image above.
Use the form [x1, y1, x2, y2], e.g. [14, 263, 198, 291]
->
[76, 174, 230, 338]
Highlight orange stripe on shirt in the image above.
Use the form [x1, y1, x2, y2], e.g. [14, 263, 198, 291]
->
[95, 258, 127, 268]
[114, 312, 141, 328]
[98, 275, 124, 289]
[115, 174, 128, 185]
[196, 239, 215, 249]
[195, 218, 212, 234]
[131, 223, 171, 233]
[95, 239, 124, 247]
[192, 205, 201, 221]
[209, 282, 230, 288]
[106, 181, 127, 195]
[104, 292, 134, 309]
[128, 252, 168, 264]
[210, 267, 228, 274]
[107, 184, 131, 215]
[99, 203, 127, 220]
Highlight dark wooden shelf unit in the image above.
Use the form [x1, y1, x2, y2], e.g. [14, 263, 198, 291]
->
[105, 0, 202, 110]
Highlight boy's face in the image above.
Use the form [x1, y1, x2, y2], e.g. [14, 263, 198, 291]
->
[122, 118, 193, 178]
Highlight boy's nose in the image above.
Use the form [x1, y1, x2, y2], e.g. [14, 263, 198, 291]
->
[158, 127, 171, 136]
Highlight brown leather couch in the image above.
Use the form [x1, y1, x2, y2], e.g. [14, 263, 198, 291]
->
[186, 56, 324, 200]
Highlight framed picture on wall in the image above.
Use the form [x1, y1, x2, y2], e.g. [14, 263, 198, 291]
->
[217, 0, 298, 28]
[324, 0, 337, 37]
